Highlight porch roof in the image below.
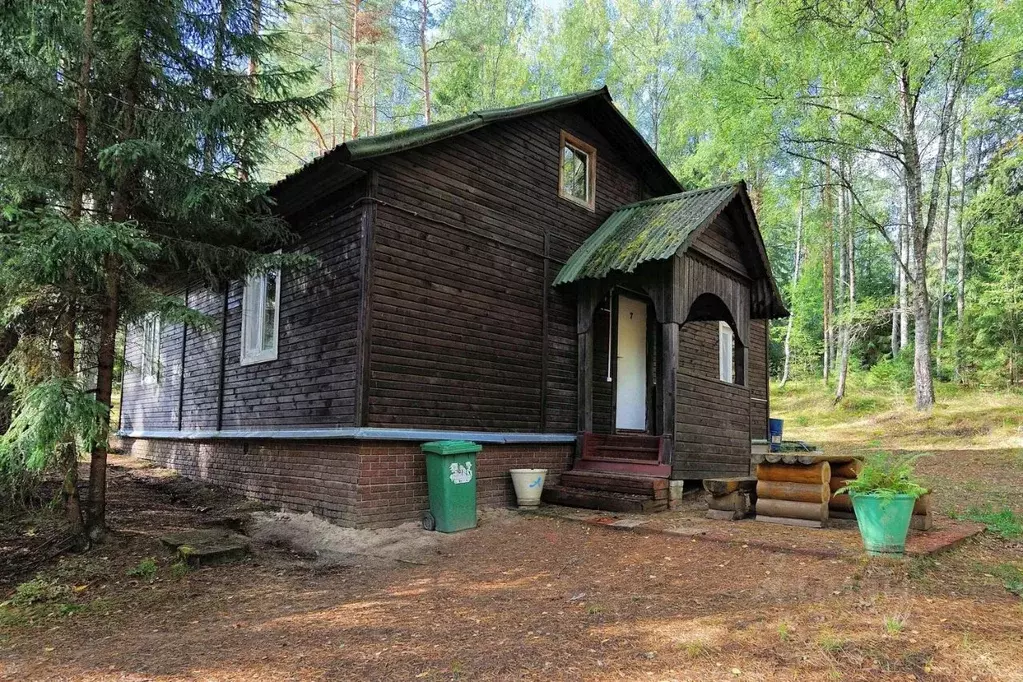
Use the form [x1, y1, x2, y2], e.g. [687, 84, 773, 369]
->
[555, 183, 741, 285]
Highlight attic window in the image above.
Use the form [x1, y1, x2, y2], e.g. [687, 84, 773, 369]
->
[559, 131, 596, 210]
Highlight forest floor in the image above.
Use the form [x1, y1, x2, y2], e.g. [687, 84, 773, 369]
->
[0, 383, 1021, 681]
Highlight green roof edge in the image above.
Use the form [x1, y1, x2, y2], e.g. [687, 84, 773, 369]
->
[271, 86, 682, 196]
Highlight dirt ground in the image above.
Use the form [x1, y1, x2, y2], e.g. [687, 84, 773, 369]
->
[2, 396, 1023, 681]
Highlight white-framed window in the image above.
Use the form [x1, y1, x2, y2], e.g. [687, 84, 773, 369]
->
[719, 321, 734, 384]
[240, 267, 281, 365]
[559, 130, 596, 210]
[140, 314, 161, 385]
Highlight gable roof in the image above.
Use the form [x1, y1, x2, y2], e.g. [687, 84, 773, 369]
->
[271, 87, 682, 202]
[555, 182, 788, 318]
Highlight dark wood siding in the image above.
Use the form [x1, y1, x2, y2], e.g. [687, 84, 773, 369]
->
[180, 286, 225, 430]
[691, 214, 748, 276]
[120, 184, 366, 432]
[748, 318, 769, 439]
[219, 185, 365, 428]
[366, 108, 653, 432]
[121, 290, 186, 432]
[591, 300, 613, 434]
[674, 320, 752, 478]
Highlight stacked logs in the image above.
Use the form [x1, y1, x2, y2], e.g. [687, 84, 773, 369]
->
[755, 461, 831, 527]
[827, 460, 864, 516]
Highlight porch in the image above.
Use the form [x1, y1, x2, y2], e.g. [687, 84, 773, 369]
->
[547, 183, 787, 512]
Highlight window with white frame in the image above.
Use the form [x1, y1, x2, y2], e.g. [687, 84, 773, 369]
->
[718, 321, 734, 384]
[559, 131, 596, 210]
[140, 315, 161, 385]
[241, 268, 281, 365]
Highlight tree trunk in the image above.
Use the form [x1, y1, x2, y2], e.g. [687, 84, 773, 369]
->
[780, 184, 804, 387]
[936, 125, 955, 355]
[822, 166, 834, 383]
[61, 0, 94, 542]
[899, 189, 909, 351]
[420, 0, 431, 124]
[348, 0, 361, 139]
[87, 35, 142, 539]
[836, 177, 855, 403]
[0, 329, 17, 435]
[955, 125, 969, 381]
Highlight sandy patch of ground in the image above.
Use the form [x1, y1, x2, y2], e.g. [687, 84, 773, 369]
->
[247, 511, 452, 568]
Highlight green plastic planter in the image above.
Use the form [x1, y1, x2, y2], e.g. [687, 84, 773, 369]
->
[850, 492, 916, 557]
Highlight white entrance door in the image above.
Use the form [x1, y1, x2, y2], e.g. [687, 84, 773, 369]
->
[615, 294, 647, 431]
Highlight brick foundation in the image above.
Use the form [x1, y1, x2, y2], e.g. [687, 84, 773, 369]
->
[117, 437, 574, 528]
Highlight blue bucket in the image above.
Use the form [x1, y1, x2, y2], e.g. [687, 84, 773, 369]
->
[768, 418, 784, 452]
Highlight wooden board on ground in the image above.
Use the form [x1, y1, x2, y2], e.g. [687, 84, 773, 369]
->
[754, 515, 823, 529]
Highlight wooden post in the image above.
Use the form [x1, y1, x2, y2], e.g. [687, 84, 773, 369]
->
[176, 285, 189, 431]
[659, 321, 678, 467]
[354, 171, 377, 428]
[577, 326, 593, 434]
[540, 231, 550, 432]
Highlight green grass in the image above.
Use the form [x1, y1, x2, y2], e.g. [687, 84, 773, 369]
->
[126, 557, 158, 582]
[992, 564, 1023, 598]
[956, 506, 1023, 539]
[883, 614, 906, 635]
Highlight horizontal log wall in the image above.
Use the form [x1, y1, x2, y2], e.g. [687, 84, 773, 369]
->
[367, 109, 652, 432]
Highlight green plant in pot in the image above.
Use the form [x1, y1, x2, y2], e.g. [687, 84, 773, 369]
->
[836, 452, 928, 557]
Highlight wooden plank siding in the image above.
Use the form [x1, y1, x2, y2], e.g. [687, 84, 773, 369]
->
[748, 318, 769, 439]
[180, 286, 225, 430]
[365, 109, 655, 432]
[219, 185, 365, 428]
[122, 183, 367, 431]
[121, 289, 187, 432]
[674, 319, 752, 479]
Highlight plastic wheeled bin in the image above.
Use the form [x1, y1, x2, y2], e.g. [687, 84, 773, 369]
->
[420, 440, 482, 532]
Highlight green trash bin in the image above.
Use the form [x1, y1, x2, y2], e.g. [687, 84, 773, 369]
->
[420, 440, 482, 533]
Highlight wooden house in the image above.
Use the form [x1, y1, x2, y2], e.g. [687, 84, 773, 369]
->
[117, 88, 787, 526]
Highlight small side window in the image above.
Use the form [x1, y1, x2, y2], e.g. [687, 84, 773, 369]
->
[241, 268, 281, 365]
[718, 321, 734, 384]
[140, 315, 161, 385]
[559, 131, 596, 210]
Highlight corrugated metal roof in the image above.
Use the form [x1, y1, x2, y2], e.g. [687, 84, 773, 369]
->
[555, 183, 741, 285]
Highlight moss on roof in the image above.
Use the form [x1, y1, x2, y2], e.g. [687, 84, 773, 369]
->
[554, 183, 741, 285]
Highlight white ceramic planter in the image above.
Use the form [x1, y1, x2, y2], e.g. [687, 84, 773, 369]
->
[509, 468, 547, 507]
